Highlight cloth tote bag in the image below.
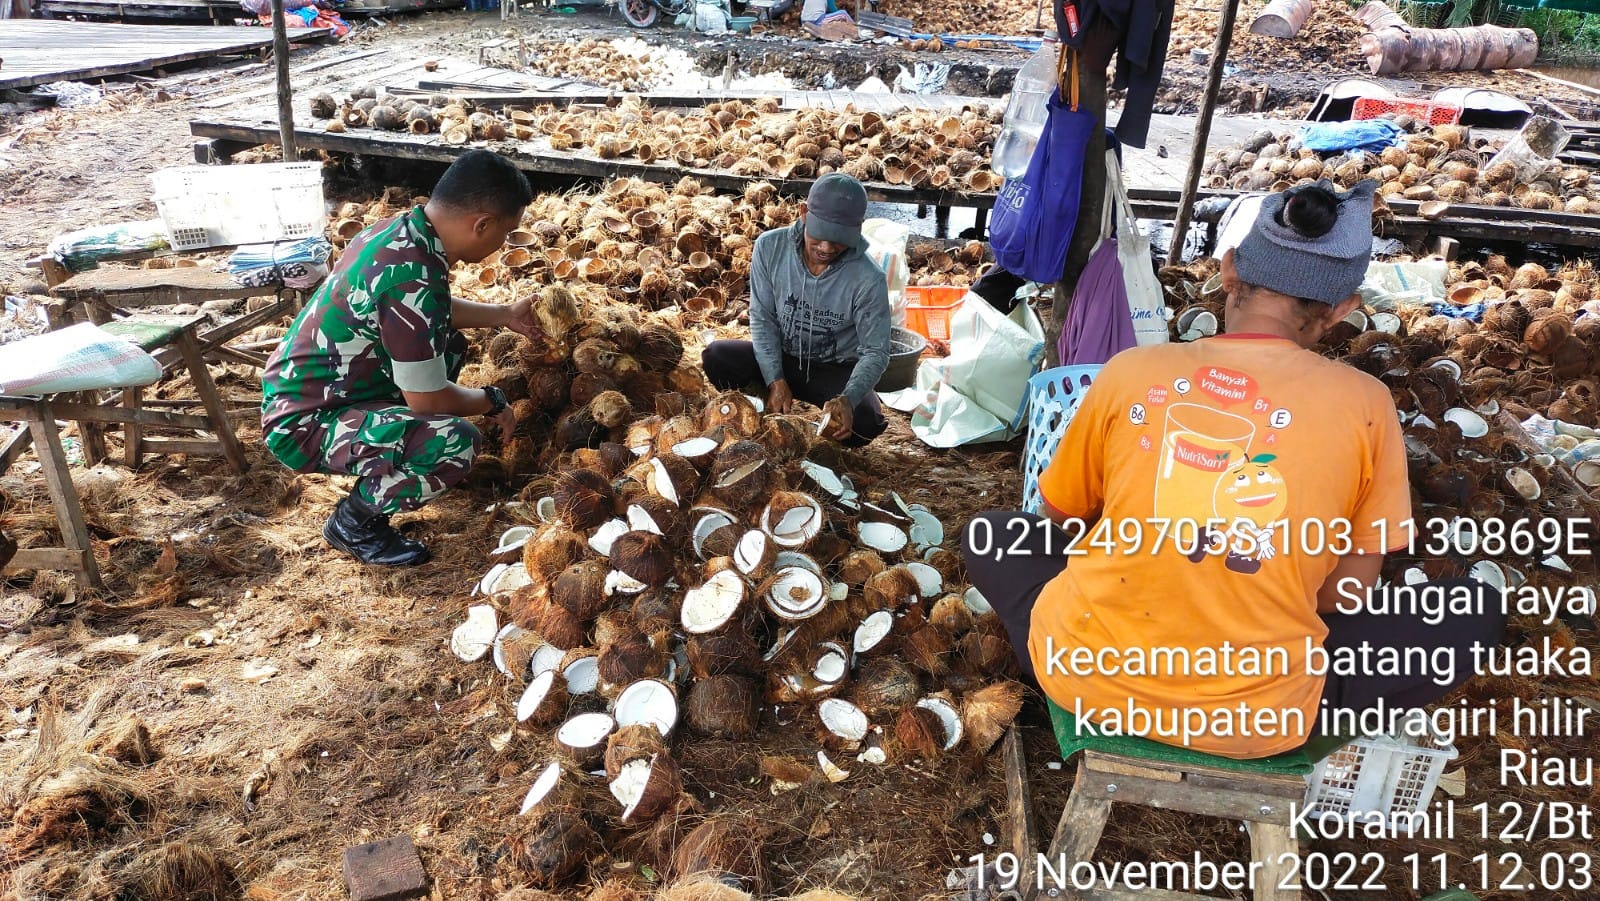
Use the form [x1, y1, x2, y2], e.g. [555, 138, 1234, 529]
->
[989, 49, 1098, 285]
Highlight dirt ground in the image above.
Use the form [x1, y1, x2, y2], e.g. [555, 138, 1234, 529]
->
[5, 7, 1600, 901]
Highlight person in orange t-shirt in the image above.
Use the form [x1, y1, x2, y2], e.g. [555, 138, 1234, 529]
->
[962, 181, 1505, 758]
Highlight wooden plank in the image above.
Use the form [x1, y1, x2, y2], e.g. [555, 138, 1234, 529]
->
[5, 547, 92, 572]
[1250, 824, 1302, 901]
[1072, 766, 1296, 826]
[342, 835, 429, 901]
[41, 401, 215, 431]
[139, 437, 226, 455]
[0, 20, 330, 90]
[27, 406, 101, 587]
[1028, 758, 1113, 901]
[1002, 728, 1038, 898]
[176, 330, 249, 473]
[0, 426, 34, 472]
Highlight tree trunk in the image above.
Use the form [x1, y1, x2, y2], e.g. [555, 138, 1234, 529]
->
[1353, 0, 1406, 32]
[1360, 25, 1539, 75]
[1045, 22, 1118, 367]
[272, 0, 297, 161]
[1249, 0, 1314, 39]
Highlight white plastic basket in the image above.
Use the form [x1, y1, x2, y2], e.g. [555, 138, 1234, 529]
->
[1020, 365, 1100, 514]
[152, 162, 326, 251]
[1302, 725, 1458, 835]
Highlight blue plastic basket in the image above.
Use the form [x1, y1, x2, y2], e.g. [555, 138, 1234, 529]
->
[1021, 365, 1101, 514]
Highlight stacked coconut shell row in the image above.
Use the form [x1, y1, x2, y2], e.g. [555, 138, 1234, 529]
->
[1205, 124, 1600, 211]
[452, 387, 1022, 890]
[528, 38, 673, 93]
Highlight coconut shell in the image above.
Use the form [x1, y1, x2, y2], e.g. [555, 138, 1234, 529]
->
[570, 373, 620, 409]
[627, 494, 685, 541]
[670, 817, 767, 891]
[604, 723, 670, 780]
[686, 624, 761, 678]
[1552, 336, 1593, 380]
[611, 753, 684, 824]
[894, 706, 945, 760]
[902, 624, 952, 676]
[525, 524, 589, 583]
[928, 593, 975, 635]
[513, 586, 587, 651]
[630, 588, 679, 635]
[708, 440, 772, 512]
[702, 391, 763, 437]
[518, 673, 570, 726]
[554, 407, 605, 452]
[836, 549, 886, 588]
[597, 635, 666, 692]
[852, 656, 921, 718]
[503, 811, 597, 888]
[610, 531, 676, 586]
[553, 469, 616, 530]
[962, 681, 1026, 754]
[685, 675, 760, 738]
[647, 454, 702, 507]
[863, 567, 921, 611]
[1526, 314, 1573, 356]
[552, 560, 608, 620]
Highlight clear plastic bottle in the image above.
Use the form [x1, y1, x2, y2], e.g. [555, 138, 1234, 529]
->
[991, 41, 1060, 179]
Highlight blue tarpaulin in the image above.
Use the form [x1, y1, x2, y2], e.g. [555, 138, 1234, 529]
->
[1298, 119, 1405, 154]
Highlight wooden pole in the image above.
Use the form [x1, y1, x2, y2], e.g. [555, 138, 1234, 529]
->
[271, 0, 297, 161]
[1165, 0, 1240, 267]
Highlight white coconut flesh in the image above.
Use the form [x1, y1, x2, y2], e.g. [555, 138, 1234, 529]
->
[627, 504, 665, 536]
[745, 394, 765, 412]
[763, 626, 800, 663]
[818, 698, 869, 742]
[681, 570, 746, 634]
[609, 756, 663, 820]
[450, 604, 498, 662]
[889, 491, 913, 517]
[908, 508, 944, 548]
[519, 760, 563, 816]
[691, 510, 737, 559]
[917, 697, 964, 751]
[861, 501, 910, 525]
[589, 519, 630, 556]
[563, 656, 600, 695]
[963, 586, 993, 615]
[905, 562, 943, 598]
[606, 569, 648, 596]
[813, 644, 848, 684]
[495, 526, 535, 555]
[557, 712, 615, 751]
[474, 563, 508, 596]
[530, 641, 566, 674]
[828, 581, 848, 602]
[854, 610, 893, 654]
[492, 623, 525, 677]
[615, 679, 679, 735]
[672, 436, 720, 459]
[775, 551, 822, 575]
[734, 530, 769, 575]
[516, 670, 560, 722]
[648, 456, 682, 506]
[535, 496, 557, 522]
[800, 460, 846, 498]
[763, 496, 823, 547]
[765, 566, 826, 620]
[859, 521, 909, 553]
[713, 459, 766, 489]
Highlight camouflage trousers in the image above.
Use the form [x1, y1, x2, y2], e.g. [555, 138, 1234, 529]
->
[262, 337, 479, 515]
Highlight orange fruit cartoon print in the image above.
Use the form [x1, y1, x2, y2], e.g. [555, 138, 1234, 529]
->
[1212, 454, 1287, 574]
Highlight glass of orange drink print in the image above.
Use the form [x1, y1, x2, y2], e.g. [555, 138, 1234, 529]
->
[1153, 403, 1256, 526]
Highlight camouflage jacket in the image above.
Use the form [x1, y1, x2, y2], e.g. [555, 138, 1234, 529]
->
[262, 206, 453, 434]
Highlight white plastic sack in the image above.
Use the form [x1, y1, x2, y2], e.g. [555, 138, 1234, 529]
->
[880, 293, 1046, 447]
[0, 323, 162, 395]
[1361, 259, 1447, 309]
[800, 0, 827, 20]
[694, 1, 730, 32]
[862, 218, 911, 327]
[1104, 159, 1169, 347]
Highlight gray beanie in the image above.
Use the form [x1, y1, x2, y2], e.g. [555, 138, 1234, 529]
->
[1232, 179, 1376, 304]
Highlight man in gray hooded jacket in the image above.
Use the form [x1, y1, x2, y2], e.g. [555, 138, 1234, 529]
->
[702, 173, 892, 446]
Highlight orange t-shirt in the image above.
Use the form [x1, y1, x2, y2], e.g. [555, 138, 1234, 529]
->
[1033, 335, 1412, 757]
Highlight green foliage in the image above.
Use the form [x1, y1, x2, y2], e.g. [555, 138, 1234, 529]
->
[1522, 8, 1600, 53]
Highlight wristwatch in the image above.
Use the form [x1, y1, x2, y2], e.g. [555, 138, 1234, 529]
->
[482, 385, 508, 418]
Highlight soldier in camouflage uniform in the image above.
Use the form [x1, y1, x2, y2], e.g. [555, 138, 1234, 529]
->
[262, 151, 539, 566]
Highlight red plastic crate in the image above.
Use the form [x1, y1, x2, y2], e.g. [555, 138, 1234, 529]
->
[903, 286, 967, 342]
[1351, 96, 1462, 126]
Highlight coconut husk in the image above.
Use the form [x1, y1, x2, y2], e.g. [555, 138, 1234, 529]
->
[961, 681, 1026, 754]
[512, 585, 587, 651]
[502, 810, 598, 888]
[686, 623, 762, 678]
[670, 816, 768, 890]
[702, 391, 763, 437]
[851, 657, 921, 718]
[552, 560, 608, 620]
[685, 675, 759, 738]
[525, 523, 589, 582]
[597, 635, 667, 691]
[656, 876, 755, 901]
[610, 531, 676, 586]
[708, 441, 772, 512]
[603, 723, 669, 780]
[123, 840, 238, 901]
[587, 879, 649, 901]
[84, 716, 157, 766]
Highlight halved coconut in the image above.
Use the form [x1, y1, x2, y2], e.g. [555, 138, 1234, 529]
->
[604, 722, 668, 780]
[859, 521, 908, 554]
[627, 504, 665, 536]
[563, 654, 600, 695]
[535, 496, 557, 523]
[916, 695, 965, 751]
[1442, 407, 1488, 438]
[492, 623, 529, 678]
[853, 656, 920, 717]
[495, 526, 536, 557]
[451, 604, 498, 662]
[811, 641, 850, 686]
[475, 563, 508, 597]
[610, 754, 684, 823]
[734, 529, 774, 576]
[589, 518, 630, 556]
[611, 530, 675, 586]
[800, 460, 847, 500]
[859, 501, 911, 526]
[519, 760, 577, 816]
[517, 669, 569, 725]
[908, 507, 944, 549]
[905, 562, 943, 598]
[853, 610, 896, 656]
[762, 492, 825, 548]
[487, 562, 535, 596]
[763, 566, 827, 621]
[556, 711, 616, 769]
[817, 750, 849, 783]
[681, 570, 747, 634]
[530, 641, 566, 678]
[671, 436, 720, 465]
[818, 698, 869, 746]
[614, 678, 679, 736]
[762, 626, 802, 664]
[691, 508, 739, 560]
[647, 454, 699, 506]
[962, 681, 1026, 754]
[963, 586, 993, 615]
[604, 569, 648, 597]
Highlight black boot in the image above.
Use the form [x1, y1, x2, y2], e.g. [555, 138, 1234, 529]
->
[322, 491, 431, 566]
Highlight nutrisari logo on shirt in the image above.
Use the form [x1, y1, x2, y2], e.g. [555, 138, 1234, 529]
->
[1171, 436, 1233, 473]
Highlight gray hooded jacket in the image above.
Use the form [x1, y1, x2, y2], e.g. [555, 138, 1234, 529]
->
[748, 220, 892, 405]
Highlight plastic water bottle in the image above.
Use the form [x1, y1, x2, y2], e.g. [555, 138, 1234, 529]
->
[991, 41, 1059, 179]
